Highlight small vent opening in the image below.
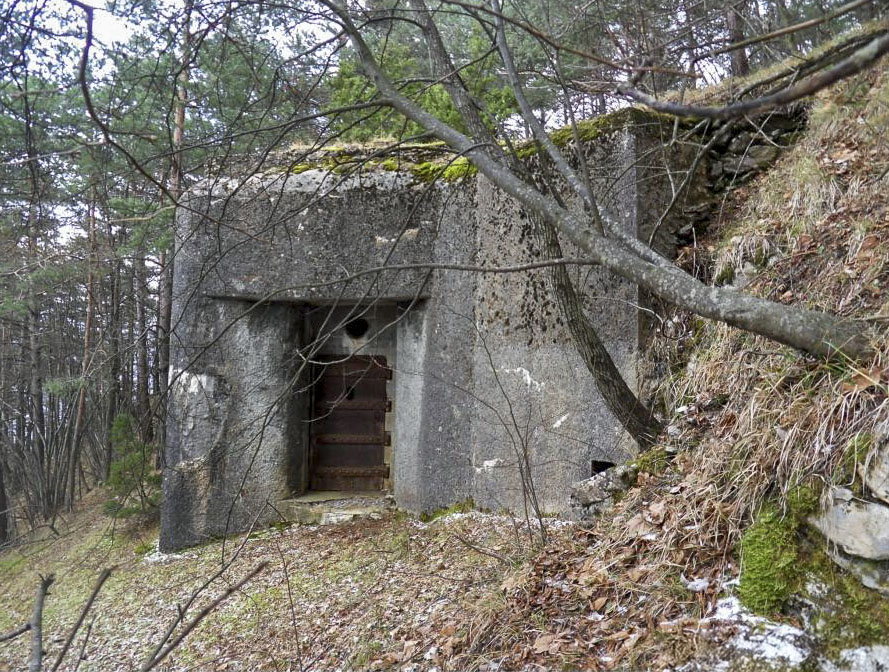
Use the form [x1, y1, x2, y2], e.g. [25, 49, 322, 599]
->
[345, 318, 370, 339]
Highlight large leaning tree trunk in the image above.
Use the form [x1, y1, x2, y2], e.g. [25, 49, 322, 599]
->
[406, 0, 661, 448]
[323, 0, 872, 364]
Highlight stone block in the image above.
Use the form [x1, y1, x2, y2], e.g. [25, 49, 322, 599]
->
[809, 487, 889, 560]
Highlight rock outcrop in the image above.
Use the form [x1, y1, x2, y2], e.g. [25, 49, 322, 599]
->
[808, 423, 889, 595]
[568, 464, 638, 521]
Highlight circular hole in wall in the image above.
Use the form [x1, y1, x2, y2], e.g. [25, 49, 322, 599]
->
[345, 318, 370, 339]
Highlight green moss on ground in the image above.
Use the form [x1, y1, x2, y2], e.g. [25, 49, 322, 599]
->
[420, 498, 476, 522]
[738, 505, 803, 615]
[633, 447, 671, 475]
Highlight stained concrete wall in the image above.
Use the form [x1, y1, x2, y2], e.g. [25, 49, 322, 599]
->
[160, 111, 691, 549]
[467, 126, 644, 514]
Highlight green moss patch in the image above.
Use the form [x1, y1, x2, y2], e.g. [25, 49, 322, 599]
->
[420, 498, 476, 523]
[442, 156, 477, 181]
[633, 447, 671, 475]
[738, 505, 804, 615]
[803, 543, 889, 657]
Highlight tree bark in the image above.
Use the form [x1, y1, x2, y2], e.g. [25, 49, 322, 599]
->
[157, 0, 193, 462]
[726, 0, 750, 76]
[105, 226, 121, 479]
[535, 215, 661, 447]
[28, 574, 54, 672]
[0, 451, 9, 545]
[135, 251, 153, 444]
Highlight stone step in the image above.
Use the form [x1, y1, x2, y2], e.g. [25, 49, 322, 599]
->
[277, 491, 394, 526]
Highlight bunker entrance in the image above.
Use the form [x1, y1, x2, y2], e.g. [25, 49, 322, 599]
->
[309, 355, 392, 491]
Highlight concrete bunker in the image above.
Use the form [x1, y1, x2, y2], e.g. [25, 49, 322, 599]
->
[160, 109, 698, 550]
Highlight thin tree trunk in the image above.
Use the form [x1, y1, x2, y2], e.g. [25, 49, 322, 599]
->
[0, 322, 10, 545]
[27, 207, 46, 517]
[157, 0, 193, 461]
[125, 260, 135, 416]
[0, 452, 9, 545]
[105, 233, 121, 480]
[135, 251, 152, 444]
[727, 0, 750, 76]
[28, 574, 54, 672]
[68, 200, 97, 508]
[536, 215, 661, 447]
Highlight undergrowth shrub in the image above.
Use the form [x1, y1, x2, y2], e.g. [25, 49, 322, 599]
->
[103, 413, 160, 518]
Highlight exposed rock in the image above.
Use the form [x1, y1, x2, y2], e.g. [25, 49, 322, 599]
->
[860, 423, 889, 505]
[728, 131, 755, 153]
[808, 487, 889, 560]
[826, 546, 889, 596]
[675, 596, 816, 671]
[569, 464, 638, 520]
[820, 646, 889, 672]
[673, 597, 889, 671]
[747, 143, 781, 165]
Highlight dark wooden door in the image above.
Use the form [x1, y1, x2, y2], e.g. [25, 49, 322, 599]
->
[310, 355, 391, 491]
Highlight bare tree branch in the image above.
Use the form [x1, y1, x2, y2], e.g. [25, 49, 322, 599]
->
[617, 30, 889, 119]
[0, 622, 31, 644]
[29, 574, 54, 672]
[323, 0, 873, 361]
[140, 561, 268, 672]
[50, 566, 114, 672]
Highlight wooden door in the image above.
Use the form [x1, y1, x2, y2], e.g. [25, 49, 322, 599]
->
[309, 355, 391, 491]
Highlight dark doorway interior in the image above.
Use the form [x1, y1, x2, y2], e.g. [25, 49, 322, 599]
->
[309, 355, 391, 491]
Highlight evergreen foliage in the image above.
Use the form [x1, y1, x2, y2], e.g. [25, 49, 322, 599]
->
[103, 414, 160, 518]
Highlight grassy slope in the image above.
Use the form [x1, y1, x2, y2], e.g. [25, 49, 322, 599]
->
[0, 492, 541, 671]
[3, 57, 889, 672]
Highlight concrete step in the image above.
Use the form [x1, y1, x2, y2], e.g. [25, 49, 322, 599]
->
[277, 491, 394, 526]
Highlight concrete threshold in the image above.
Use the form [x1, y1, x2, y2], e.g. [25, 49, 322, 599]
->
[278, 490, 394, 525]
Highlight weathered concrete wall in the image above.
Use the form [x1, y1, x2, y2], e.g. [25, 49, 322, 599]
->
[161, 110, 693, 549]
[161, 163, 479, 548]
[162, 297, 299, 548]
[466, 124, 644, 514]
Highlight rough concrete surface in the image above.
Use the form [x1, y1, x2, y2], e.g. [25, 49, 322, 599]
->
[161, 112, 692, 549]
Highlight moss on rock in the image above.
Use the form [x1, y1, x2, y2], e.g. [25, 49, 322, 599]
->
[802, 544, 889, 657]
[442, 156, 477, 181]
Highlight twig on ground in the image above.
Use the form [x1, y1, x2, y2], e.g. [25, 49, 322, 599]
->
[71, 622, 93, 672]
[0, 622, 31, 643]
[450, 531, 512, 566]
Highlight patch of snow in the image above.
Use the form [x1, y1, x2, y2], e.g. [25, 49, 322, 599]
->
[682, 577, 710, 593]
[474, 458, 504, 474]
[820, 646, 889, 672]
[552, 413, 569, 429]
[141, 540, 196, 564]
[700, 597, 813, 667]
[501, 366, 545, 391]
